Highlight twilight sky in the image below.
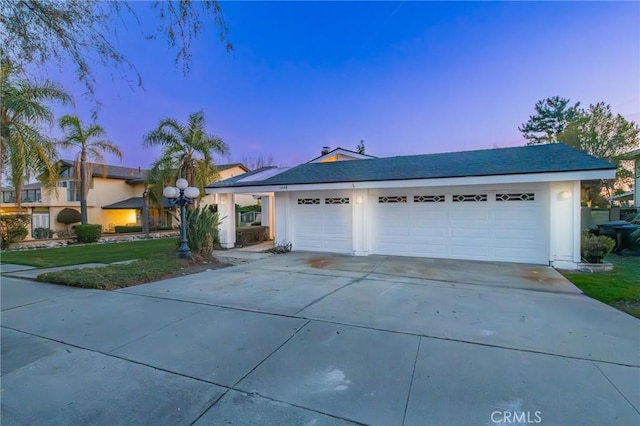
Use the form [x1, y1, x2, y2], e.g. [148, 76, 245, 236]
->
[46, 1, 639, 169]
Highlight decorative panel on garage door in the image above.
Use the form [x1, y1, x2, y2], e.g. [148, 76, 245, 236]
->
[370, 185, 548, 264]
[292, 191, 353, 254]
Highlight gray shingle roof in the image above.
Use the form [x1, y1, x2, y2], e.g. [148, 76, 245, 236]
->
[102, 197, 174, 209]
[58, 161, 247, 183]
[208, 143, 616, 189]
[59, 160, 148, 181]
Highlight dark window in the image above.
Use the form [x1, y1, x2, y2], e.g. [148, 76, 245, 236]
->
[414, 195, 445, 203]
[325, 197, 350, 204]
[378, 196, 407, 203]
[496, 193, 535, 202]
[452, 194, 487, 202]
[297, 198, 320, 205]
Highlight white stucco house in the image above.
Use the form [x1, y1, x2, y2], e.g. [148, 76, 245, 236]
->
[206, 144, 616, 269]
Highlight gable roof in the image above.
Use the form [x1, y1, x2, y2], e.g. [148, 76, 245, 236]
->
[102, 197, 174, 209]
[208, 143, 616, 189]
[206, 166, 291, 188]
[59, 160, 147, 181]
[58, 161, 248, 183]
[217, 163, 249, 172]
[619, 148, 640, 160]
[307, 147, 377, 163]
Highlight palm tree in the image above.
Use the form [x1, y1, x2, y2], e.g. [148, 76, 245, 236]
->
[143, 111, 229, 204]
[58, 115, 123, 224]
[0, 60, 72, 206]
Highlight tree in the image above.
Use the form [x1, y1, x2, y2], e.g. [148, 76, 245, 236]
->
[0, 60, 72, 206]
[519, 96, 581, 145]
[0, 1, 232, 102]
[144, 111, 229, 205]
[558, 102, 639, 201]
[58, 115, 123, 224]
[241, 154, 275, 171]
[356, 140, 366, 154]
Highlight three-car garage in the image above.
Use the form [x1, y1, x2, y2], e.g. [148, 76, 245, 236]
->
[290, 184, 548, 264]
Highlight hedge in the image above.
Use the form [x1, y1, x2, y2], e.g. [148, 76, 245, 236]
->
[236, 226, 268, 246]
[114, 225, 174, 233]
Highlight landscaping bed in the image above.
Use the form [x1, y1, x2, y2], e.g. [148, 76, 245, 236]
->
[36, 255, 225, 290]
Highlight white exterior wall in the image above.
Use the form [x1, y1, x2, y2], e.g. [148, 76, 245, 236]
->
[549, 180, 581, 269]
[274, 192, 292, 246]
[351, 188, 370, 256]
[261, 195, 275, 239]
[218, 193, 236, 248]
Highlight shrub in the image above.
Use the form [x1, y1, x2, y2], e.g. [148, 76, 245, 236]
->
[74, 224, 102, 243]
[0, 214, 31, 249]
[581, 231, 615, 263]
[33, 227, 54, 239]
[236, 226, 268, 246]
[56, 228, 75, 238]
[185, 207, 220, 256]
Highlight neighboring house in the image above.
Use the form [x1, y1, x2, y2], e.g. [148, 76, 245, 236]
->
[206, 144, 616, 270]
[309, 146, 377, 163]
[619, 148, 640, 207]
[0, 161, 249, 237]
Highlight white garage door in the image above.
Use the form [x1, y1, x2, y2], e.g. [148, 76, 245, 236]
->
[371, 185, 548, 264]
[292, 191, 352, 254]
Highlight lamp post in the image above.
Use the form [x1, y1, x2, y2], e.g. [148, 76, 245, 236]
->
[163, 178, 200, 259]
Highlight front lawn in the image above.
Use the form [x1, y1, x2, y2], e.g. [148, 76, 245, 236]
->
[1, 238, 177, 267]
[561, 255, 640, 318]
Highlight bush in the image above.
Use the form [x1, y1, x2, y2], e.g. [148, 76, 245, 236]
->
[74, 224, 102, 243]
[33, 227, 54, 239]
[0, 214, 31, 249]
[236, 226, 268, 246]
[185, 207, 220, 256]
[581, 231, 615, 263]
[56, 228, 75, 238]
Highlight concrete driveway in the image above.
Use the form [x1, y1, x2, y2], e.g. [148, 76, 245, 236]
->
[2, 253, 639, 425]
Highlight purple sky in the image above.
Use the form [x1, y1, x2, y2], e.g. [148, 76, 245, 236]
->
[46, 1, 639, 170]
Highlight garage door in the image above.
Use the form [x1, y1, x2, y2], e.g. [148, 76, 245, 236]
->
[371, 185, 548, 264]
[292, 191, 352, 254]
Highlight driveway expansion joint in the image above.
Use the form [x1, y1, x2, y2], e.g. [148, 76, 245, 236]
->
[402, 337, 422, 425]
[592, 361, 640, 415]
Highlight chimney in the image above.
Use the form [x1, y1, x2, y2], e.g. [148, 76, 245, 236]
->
[138, 166, 142, 174]
[321, 146, 331, 155]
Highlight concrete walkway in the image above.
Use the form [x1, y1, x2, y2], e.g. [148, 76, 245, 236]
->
[2, 252, 639, 425]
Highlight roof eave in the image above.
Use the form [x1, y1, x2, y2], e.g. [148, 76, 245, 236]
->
[205, 168, 616, 194]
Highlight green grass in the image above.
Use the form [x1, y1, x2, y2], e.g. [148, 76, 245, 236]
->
[36, 255, 184, 290]
[1, 238, 177, 267]
[561, 254, 640, 318]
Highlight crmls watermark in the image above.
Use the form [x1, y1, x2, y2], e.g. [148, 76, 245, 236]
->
[491, 411, 542, 424]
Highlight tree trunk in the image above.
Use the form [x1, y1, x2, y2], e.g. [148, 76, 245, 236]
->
[80, 150, 88, 224]
[142, 186, 150, 238]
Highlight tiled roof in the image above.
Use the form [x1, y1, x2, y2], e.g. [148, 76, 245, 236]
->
[207, 143, 616, 188]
